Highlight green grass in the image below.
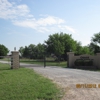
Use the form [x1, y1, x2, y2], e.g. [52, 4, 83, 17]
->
[0, 63, 63, 100]
[20, 58, 67, 68]
[0, 57, 10, 61]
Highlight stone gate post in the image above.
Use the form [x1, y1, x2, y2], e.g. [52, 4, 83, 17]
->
[96, 53, 100, 69]
[11, 51, 19, 69]
[67, 52, 74, 68]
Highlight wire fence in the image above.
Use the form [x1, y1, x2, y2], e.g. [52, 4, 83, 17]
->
[0, 56, 11, 66]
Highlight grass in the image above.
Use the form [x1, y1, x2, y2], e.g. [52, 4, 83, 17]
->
[0, 57, 10, 61]
[0, 63, 63, 100]
[20, 58, 67, 68]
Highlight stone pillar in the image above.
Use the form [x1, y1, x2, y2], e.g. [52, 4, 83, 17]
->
[67, 52, 74, 68]
[96, 53, 100, 69]
[11, 51, 19, 69]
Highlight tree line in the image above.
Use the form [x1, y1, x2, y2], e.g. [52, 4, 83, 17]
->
[0, 32, 100, 60]
[0, 44, 9, 58]
[19, 32, 100, 60]
[19, 43, 45, 59]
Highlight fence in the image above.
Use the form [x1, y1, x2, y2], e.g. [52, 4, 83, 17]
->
[0, 51, 19, 69]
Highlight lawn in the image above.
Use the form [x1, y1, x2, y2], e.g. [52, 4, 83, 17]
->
[0, 63, 63, 100]
[20, 58, 67, 68]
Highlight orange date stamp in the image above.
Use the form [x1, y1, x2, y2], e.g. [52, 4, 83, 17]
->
[76, 84, 100, 88]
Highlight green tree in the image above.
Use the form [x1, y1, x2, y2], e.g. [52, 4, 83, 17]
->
[74, 42, 92, 55]
[81, 46, 92, 54]
[45, 33, 64, 56]
[89, 43, 99, 54]
[74, 41, 83, 55]
[23, 46, 29, 58]
[35, 43, 45, 59]
[45, 32, 77, 60]
[92, 32, 100, 44]
[89, 32, 100, 54]
[0, 44, 9, 58]
[19, 46, 24, 57]
[28, 44, 36, 59]
[19, 43, 45, 59]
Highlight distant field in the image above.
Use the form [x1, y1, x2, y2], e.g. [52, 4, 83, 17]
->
[20, 58, 67, 68]
[0, 57, 10, 61]
[0, 57, 67, 68]
[0, 63, 63, 100]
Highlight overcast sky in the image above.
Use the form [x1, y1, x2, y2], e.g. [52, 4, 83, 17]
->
[0, 0, 100, 51]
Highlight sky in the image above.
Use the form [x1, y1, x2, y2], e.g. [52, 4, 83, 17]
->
[0, 0, 100, 51]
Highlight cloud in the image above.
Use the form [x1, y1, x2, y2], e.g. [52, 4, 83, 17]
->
[36, 16, 65, 26]
[13, 16, 65, 28]
[13, 16, 65, 32]
[64, 26, 76, 33]
[0, 0, 76, 33]
[58, 25, 76, 33]
[0, 0, 31, 19]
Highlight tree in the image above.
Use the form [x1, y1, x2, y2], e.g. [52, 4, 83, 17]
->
[0, 44, 9, 58]
[89, 43, 99, 54]
[74, 41, 83, 55]
[28, 44, 36, 59]
[74, 42, 92, 55]
[35, 43, 45, 59]
[81, 46, 92, 54]
[23, 46, 29, 58]
[19, 43, 45, 59]
[89, 32, 100, 54]
[92, 32, 100, 45]
[27, 43, 45, 59]
[19, 46, 24, 57]
[45, 33, 64, 57]
[45, 32, 77, 61]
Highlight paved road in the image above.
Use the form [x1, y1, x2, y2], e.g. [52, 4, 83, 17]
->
[0, 61, 100, 100]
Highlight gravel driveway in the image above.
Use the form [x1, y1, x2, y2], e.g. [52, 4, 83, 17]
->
[0, 61, 100, 100]
[24, 66, 100, 100]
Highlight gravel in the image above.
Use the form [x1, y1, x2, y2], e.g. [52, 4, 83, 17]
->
[25, 66, 100, 100]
